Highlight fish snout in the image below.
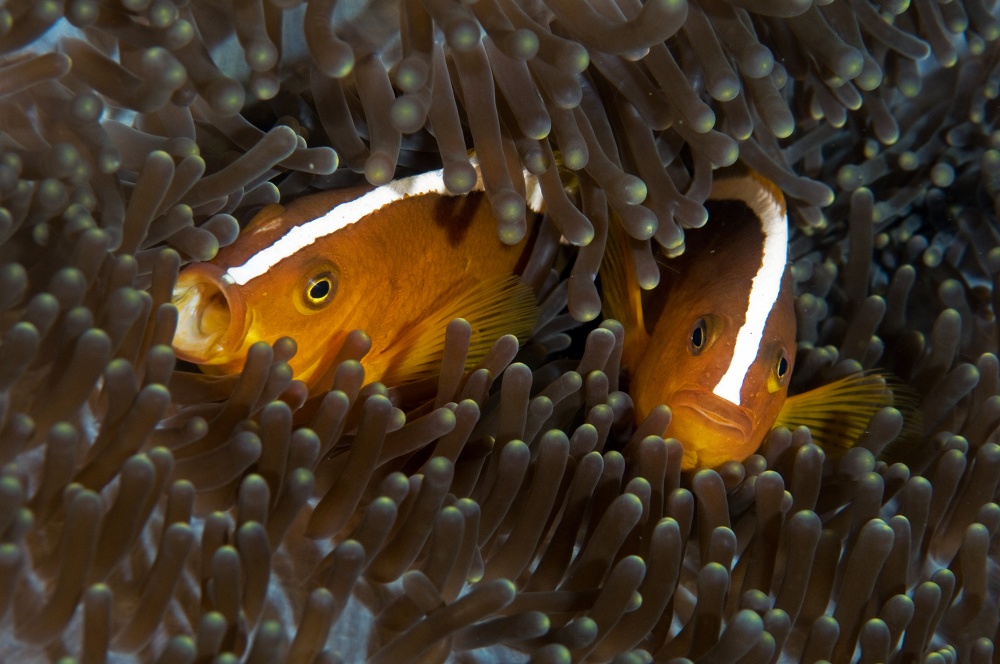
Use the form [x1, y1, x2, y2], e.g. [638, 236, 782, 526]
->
[665, 388, 757, 469]
[171, 263, 249, 365]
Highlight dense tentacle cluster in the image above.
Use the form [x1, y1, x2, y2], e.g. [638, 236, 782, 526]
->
[1, 0, 1000, 662]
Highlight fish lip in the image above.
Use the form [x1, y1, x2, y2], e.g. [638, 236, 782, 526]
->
[669, 388, 755, 439]
[170, 262, 249, 364]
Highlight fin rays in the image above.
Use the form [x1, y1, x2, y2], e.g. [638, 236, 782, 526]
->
[382, 275, 538, 385]
[776, 370, 919, 452]
[599, 218, 650, 369]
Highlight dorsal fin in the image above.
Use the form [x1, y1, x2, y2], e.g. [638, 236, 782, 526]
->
[599, 217, 650, 370]
[242, 203, 286, 232]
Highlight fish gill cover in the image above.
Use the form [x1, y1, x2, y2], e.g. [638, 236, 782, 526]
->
[0, 0, 998, 662]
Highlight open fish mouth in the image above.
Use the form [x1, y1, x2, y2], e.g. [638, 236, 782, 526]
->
[171, 263, 248, 365]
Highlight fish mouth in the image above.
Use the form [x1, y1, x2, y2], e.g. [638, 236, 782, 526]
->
[171, 263, 249, 365]
[668, 388, 755, 441]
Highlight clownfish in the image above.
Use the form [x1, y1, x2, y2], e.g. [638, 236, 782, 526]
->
[602, 170, 905, 471]
[171, 163, 543, 392]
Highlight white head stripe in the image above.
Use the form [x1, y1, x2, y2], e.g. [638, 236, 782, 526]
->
[709, 176, 788, 406]
[227, 158, 545, 285]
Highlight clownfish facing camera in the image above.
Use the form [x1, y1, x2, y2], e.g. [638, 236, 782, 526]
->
[171, 163, 543, 392]
[602, 170, 908, 471]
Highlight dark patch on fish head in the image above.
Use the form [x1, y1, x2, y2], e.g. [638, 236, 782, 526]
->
[432, 191, 485, 248]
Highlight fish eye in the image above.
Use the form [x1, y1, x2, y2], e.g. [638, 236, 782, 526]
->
[689, 318, 708, 355]
[767, 350, 791, 393]
[776, 354, 789, 379]
[304, 272, 337, 308]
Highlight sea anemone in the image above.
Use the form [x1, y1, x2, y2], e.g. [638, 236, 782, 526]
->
[1, 0, 999, 662]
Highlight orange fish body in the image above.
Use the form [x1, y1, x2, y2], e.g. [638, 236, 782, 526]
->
[172, 166, 542, 391]
[603, 171, 900, 470]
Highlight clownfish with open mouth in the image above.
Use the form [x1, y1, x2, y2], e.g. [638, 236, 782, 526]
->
[171, 162, 543, 392]
[602, 169, 909, 471]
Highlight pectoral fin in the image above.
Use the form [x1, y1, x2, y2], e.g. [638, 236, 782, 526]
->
[776, 370, 920, 452]
[382, 274, 538, 385]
